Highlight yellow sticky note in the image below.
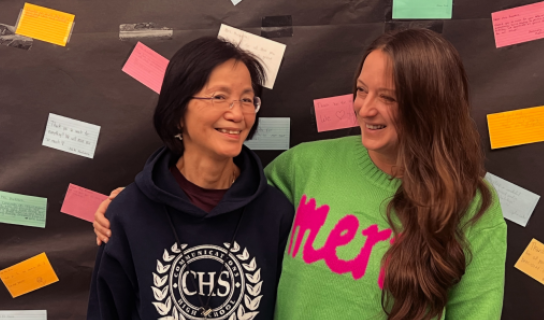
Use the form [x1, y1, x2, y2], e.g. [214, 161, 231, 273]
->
[15, 3, 75, 47]
[0, 253, 59, 298]
[487, 105, 544, 149]
[515, 239, 544, 285]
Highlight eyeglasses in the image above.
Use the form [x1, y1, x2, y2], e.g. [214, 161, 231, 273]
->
[191, 93, 261, 114]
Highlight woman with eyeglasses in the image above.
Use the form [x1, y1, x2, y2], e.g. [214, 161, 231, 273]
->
[87, 37, 294, 320]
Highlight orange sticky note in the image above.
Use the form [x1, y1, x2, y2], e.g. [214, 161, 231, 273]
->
[487, 105, 544, 149]
[15, 3, 75, 47]
[0, 253, 59, 298]
[515, 239, 544, 285]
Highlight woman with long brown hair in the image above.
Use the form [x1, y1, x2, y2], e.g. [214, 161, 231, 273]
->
[93, 28, 506, 319]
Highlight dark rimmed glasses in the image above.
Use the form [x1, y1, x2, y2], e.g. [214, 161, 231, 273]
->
[191, 93, 261, 114]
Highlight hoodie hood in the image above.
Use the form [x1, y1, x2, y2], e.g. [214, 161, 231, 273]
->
[135, 145, 267, 218]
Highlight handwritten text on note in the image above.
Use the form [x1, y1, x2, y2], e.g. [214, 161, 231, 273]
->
[42, 113, 100, 159]
[0, 190, 46, 228]
[486, 105, 544, 149]
[515, 239, 544, 285]
[314, 94, 358, 132]
[0, 310, 47, 319]
[492, 2, 544, 48]
[122, 42, 169, 94]
[60, 184, 108, 222]
[15, 3, 75, 47]
[218, 24, 286, 89]
[485, 172, 540, 227]
[244, 117, 290, 150]
[392, 0, 452, 19]
[0, 253, 59, 298]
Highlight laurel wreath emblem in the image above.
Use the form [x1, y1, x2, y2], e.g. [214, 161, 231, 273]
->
[152, 242, 263, 320]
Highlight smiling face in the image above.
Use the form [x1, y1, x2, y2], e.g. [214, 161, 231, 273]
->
[354, 49, 399, 162]
[181, 59, 256, 160]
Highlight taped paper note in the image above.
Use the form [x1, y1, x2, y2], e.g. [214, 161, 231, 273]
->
[515, 239, 544, 285]
[487, 105, 544, 149]
[218, 24, 286, 89]
[122, 42, 169, 94]
[314, 94, 358, 132]
[244, 117, 290, 150]
[15, 3, 75, 47]
[61, 184, 108, 222]
[392, 0, 452, 19]
[119, 23, 173, 41]
[0, 310, 47, 319]
[0, 190, 46, 228]
[485, 172, 540, 227]
[492, 2, 544, 48]
[0, 253, 59, 298]
[42, 113, 101, 158]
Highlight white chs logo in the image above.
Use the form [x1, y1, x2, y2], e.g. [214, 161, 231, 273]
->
[152, 241, 263, 320]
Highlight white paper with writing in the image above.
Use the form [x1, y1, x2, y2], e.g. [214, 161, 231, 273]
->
[485, 172, 540, 227]
[0, 310, 47, 319]
[218, 24, 286, 89]
[42, 113, 100, 159]
[244, 117, 290, 150]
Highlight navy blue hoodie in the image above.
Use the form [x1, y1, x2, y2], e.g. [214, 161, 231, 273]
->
[88, 146, 294, 320]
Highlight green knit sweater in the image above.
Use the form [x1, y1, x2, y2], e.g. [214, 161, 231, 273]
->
[264, 135, 507, 320]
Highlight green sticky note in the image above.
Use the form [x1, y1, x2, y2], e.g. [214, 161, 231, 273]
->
[0, 191, 47, 228]
[392, 0, 452, 19]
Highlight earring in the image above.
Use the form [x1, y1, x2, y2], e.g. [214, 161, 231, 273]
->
[174, 134, 183, 140]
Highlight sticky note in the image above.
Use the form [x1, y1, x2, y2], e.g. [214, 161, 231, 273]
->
[218, 24, 287, 89]
[60, 184, 108, 222]
[515, 239, 544, 285]
[122, 42, 169, 94]
[392, 0, 452, 19]
[485, 172, 540, 227]
[119, 23, 173, 41]
[0, 23, 33, 50]
[15, 3, 75, 47]
[314, 94, 358, 132]
[244, 117, 290, 150]
[0, 310, 47, 319]
[0, 253, 59, 298]
[487, 105, 544, 149]
[492, 2, 544, 48]
[42, 113, 101, 158]
[0, 190, 46, 228]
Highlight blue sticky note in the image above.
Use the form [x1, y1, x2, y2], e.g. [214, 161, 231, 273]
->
[485, 172, 540, 227]
[0, 191, 47, 228]
[244, 117, 290, 150]
[392, 0, 453, 19]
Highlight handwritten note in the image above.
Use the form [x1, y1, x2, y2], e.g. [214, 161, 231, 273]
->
[60, 184, 107, 222]
[0, 253, 59, 298]
[42, 113, 100, 158]
[122, 42, 169, 94]
[392, 0, 452, 19]
[244, 117, 290, 150]
[485, 172, 540, 227]
[15, 3, 75, 47]
[492, 2, 544, 48]
[487, 105, 544, 149]
[218, 24, 286, 89]
[515, 239, 544, 285]
[0, 310, 47, 319]
[0, 191, 46, 228]
[314, 94, 358, 132]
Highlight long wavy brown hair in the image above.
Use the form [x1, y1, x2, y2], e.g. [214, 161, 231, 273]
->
[354, 29, 492, 319]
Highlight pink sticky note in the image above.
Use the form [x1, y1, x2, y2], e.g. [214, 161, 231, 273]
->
[314, 94, 358, 132]
[60, 184, 108, 222]
[122, 42, 169, 93]
[492, 2, 544, 48]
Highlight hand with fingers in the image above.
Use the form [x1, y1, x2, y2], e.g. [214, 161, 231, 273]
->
[93, 187, 123, 245]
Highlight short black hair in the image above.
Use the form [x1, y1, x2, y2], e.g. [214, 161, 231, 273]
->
[153, 37, 266, 155]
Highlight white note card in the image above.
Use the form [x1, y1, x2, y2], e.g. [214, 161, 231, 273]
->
[485, 172, 540, 227]
[0, 310, 47, 319]
[244, 117, 290, 150]
[218, 24, 286, 89]
[42, 113, 101, 159]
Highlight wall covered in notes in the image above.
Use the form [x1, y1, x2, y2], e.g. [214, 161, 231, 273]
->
[1, 0, 544, 319]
